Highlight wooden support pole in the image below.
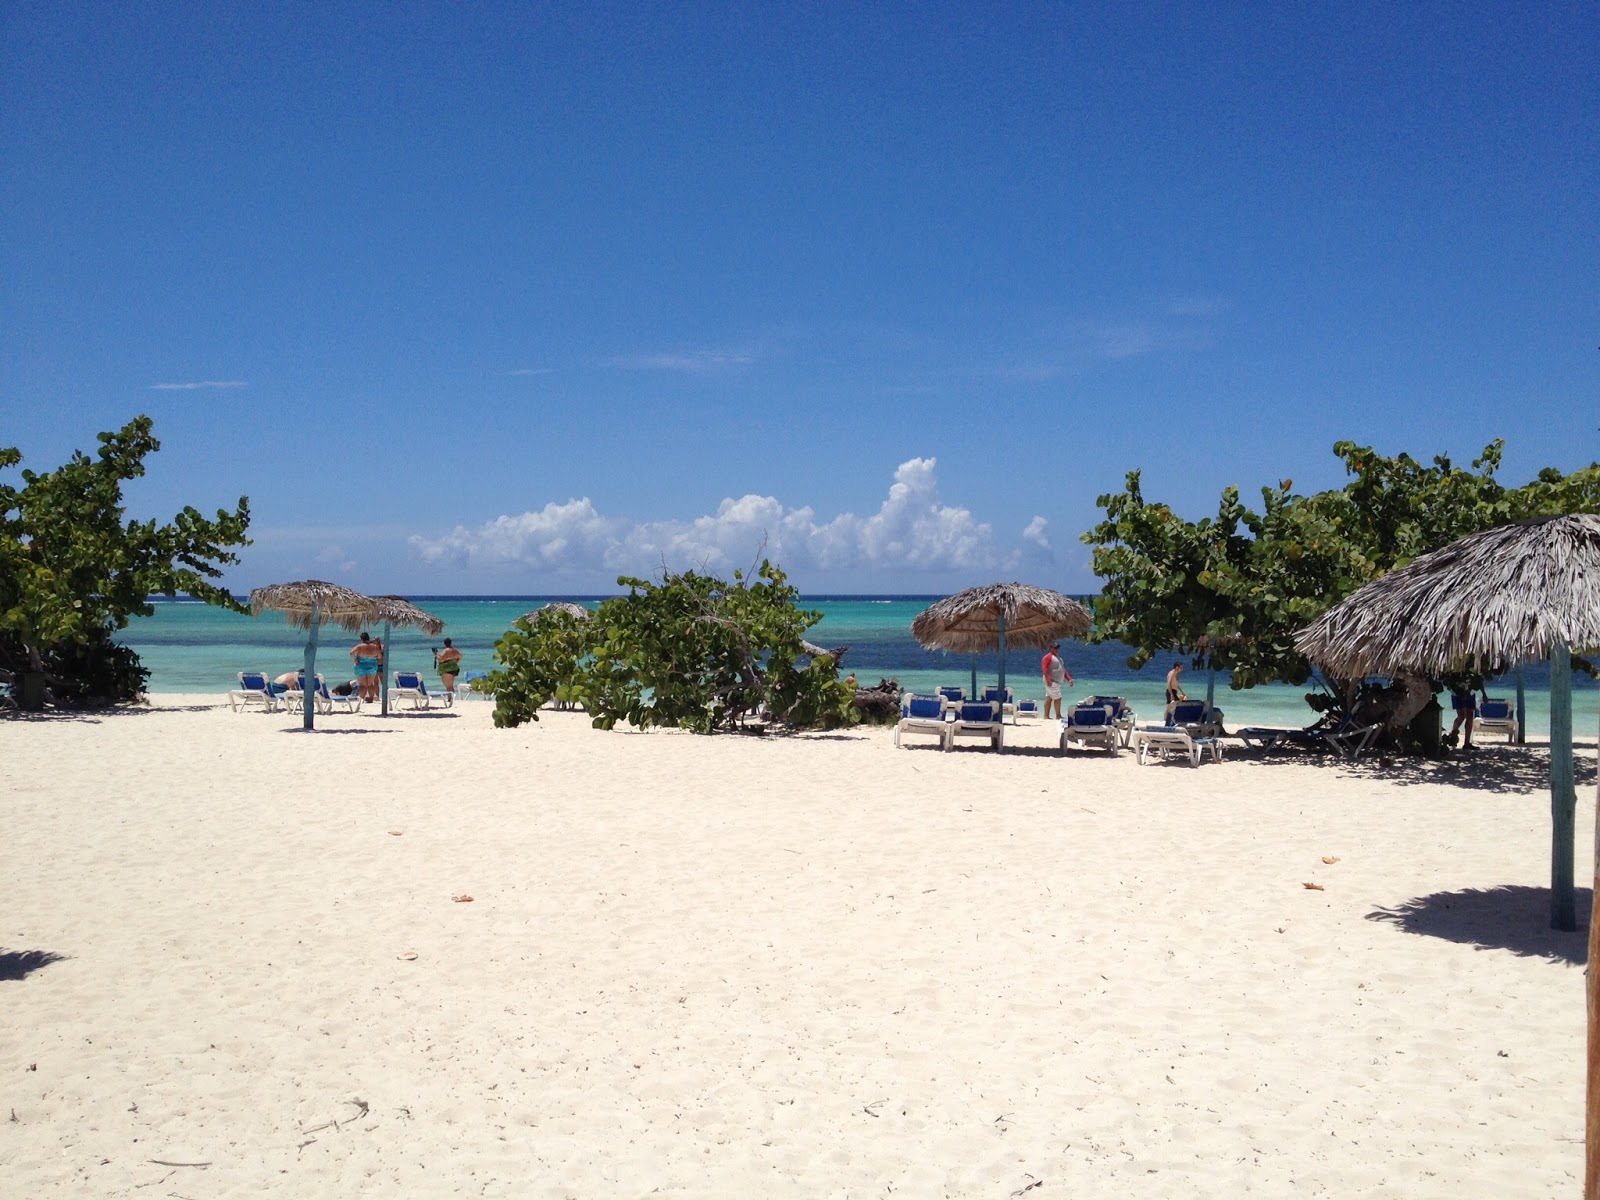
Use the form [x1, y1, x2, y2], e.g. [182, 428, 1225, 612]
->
[1515, 663, 1527, 745]
[1586, 704, 1600, 1200]
[301, 604, 321, 732]
[380, 619, 392, 717]
[1550, 642, 1576, 931]
[996, 615, 1007, 725]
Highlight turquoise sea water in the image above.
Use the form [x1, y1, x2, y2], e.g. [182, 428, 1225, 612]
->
[120, 596, 1599, 735]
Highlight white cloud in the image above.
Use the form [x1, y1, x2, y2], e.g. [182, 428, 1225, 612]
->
[316, 543, 356, 574]
[150, 380, 248, 390]
[507, 367, 554, 376]
[410, 457, 1000, 577]
[604, 349, 755, 374]
[1022, 516, 1051, 548]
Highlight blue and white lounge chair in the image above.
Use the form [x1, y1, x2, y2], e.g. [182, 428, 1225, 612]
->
[1013, 697, 1041, 721]
[1237, 713, 1383, 759]
[1167, 698, 1225, 737]
[1084, 695, 1136, 744]
[948, 700, 1004, 751]
[283, 674, 335, 715]
[1475, 697, 1518, 744]
[895, 694, 950, 749]
[229, 671, 279, 713]
[1132, 723, 1222, 766]
[1060, 703, 1119, 754]
[935, 685, 966, 705]
[392, 670, 453, 711]
[980, 686, 1019, 722]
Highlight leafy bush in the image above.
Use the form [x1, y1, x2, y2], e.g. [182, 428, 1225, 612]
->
[488, 607, 594, 728]
[489, 562, 858, 734]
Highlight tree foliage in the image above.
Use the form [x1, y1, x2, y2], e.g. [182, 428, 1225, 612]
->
[489, 561, 858, 734]
[0, 416, 251, 706]
[1082, 440, 1600, 691]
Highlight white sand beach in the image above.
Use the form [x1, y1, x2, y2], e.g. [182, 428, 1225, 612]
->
[1, 696, 1592, 1197]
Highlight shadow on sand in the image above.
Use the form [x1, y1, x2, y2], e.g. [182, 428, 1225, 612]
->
[1227, 741, 1595, 796]
[0, 949, 68, 982]
[1367, 885, 1590, 965]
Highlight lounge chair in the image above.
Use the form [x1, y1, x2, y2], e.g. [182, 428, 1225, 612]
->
[1166, 698, 1225, 737]
[980, 685, 1018, 722]
[895, 693, 951, 749]
[948, 700, 1004, 751]
[392, 670, 453, 711]
[1084, 694, 1137, 745]
[326, 681, 363, 714]
[935, 685, 966, 705]
[1475, 697, 1518, 744]
[457, 670, 492, 700]
[282, 674, 335, 715]
[1014, 698, 1041, 721]
[1236, 713, 1384, 759]
[1060, 703, 1120, 754]
[1132, 723, 1223, 766]
[229, 671, 279, 713]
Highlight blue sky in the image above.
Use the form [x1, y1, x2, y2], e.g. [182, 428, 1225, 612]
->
[3, 2, 1595, 594]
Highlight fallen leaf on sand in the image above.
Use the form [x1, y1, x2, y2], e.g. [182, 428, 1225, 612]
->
[1302, 882, 1325, 891]
[452, 895, 474, 903]
[1321, 855, 1340, 864]
[1275, 927, 1286, 934]
[388, 831, 403, 836]
[398, 951, 418, 960]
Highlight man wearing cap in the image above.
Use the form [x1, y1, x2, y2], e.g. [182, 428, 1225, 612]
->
[1040, 641, 1074, 719]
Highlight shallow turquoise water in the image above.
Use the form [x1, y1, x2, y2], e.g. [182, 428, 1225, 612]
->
[120, 596, 1598, 735]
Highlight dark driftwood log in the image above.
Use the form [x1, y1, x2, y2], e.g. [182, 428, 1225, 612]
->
[852, 679, 902, 724]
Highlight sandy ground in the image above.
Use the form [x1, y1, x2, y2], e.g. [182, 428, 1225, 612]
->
[1, 694, 1593, 1198]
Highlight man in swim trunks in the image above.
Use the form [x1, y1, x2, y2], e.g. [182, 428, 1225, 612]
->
[1040, 641, 1073, 719]
[350, 631, 382, 703]
[434, 637, 463, 697]
[1446, 684, 1477, 749]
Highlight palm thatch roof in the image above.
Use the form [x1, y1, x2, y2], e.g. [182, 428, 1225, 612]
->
[518, 601, 592, 625]
[370, 594, 445, 636]
[912, 582, 1093, 653]
[249, 580, 378, 633]
[1294, 514, 1600, 677]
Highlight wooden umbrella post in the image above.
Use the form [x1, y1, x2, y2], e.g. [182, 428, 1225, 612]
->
[302, 601, 321, 732]
[1587, 700, 1600, 1200]
[1551, 643, 1576, 931]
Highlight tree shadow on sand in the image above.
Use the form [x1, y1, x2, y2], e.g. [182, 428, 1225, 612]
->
[1367, 885, 1590, 964]
[1229, 741, 1595, 796]
[0, 949, 68, 981]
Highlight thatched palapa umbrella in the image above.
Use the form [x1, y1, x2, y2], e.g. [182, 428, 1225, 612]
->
[519, 601, 592, 625]
[249, 580, 380, 730]
[370, 595, 445, 716]
[1296, 513, 1600, 1196]
[913, 583, 1093, 708]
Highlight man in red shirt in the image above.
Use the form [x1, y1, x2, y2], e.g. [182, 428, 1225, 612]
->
[1040, 641, 1074, 719]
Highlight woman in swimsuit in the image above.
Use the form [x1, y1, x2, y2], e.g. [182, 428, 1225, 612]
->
[350, 631, 382, 703]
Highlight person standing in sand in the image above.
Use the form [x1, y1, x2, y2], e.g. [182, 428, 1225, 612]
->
[1166, 661, 1187, 704]
[1040, 641, 1073, 719]
[434, 638, 463, 697]
[350, 631, 382, 704]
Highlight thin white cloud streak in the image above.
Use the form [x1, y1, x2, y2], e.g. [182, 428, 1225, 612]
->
[604, 350, 755, 374]
[410, 458, 1001, 577]
[149, 380, 248, 390]
[507, 368, 554, 376]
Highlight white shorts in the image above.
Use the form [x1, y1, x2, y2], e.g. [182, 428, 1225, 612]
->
[1045, 682, 1062, 700]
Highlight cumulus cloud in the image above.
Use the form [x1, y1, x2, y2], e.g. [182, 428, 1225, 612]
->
[315, 543, 356, 574]
[410, 457, 1000, 577]
[1021, 516, 1051, 548]
[149, 380, 248, 390]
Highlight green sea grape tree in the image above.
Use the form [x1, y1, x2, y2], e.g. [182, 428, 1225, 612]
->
[0, 416, 251, 708]
[1082, 439, 1600, 694]
[489, 560, 857, 734]
[488, 606, 596, 727]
